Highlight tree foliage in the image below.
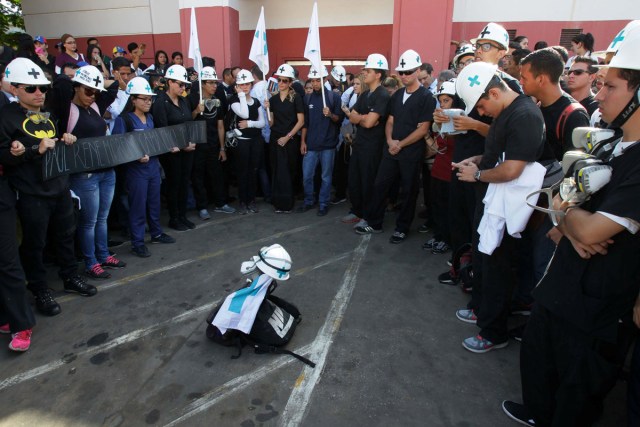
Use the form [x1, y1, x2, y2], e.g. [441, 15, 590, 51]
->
[0, 0, 25, 47]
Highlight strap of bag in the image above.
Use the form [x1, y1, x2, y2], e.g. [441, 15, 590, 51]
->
[253, 344, 316, 368]
[555, 102, 586, 143]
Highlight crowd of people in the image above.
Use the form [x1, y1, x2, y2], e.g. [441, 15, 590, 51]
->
[0, 21, 639, 425]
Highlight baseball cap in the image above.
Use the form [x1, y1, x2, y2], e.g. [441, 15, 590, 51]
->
[34, 36, 47, 44]
[113, 46, 126, 54]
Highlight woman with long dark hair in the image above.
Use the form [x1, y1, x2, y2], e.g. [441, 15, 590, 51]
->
[54, 33, 85, 75]
[566, 32, 595, 69]
[87, 44, 109, 80]
[145, 50, 169, 76]
[112, 77, 175, 257]
[151, 64, 196, 231]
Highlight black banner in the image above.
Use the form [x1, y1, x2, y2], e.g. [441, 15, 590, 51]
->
[43, 121, 206, 180]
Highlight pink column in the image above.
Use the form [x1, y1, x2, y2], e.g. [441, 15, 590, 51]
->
[391, 0, 455, 73]
[178, 6, 240, 70]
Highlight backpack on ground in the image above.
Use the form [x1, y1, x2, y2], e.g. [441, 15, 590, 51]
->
[205, 282, 315, 367]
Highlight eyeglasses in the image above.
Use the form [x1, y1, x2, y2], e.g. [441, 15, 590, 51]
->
[277, 78, 291, 83]
[398, 69, 417, 76]
[18, 85, 49, 94]
[171, 80, 186, 88]
[135, 97, 153, 103]
[458, 58, 475, 68]
[83, 87, 99, 97]
[567, 69, 590, 76]
[474, 42, 500, 52]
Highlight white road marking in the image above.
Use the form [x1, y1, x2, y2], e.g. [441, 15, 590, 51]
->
[279, 235, 370, 427]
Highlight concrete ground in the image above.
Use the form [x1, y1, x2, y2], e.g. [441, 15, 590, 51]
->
[0, 202, 627, 427]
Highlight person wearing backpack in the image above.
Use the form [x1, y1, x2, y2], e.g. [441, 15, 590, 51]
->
[112, 77, 175, 258]
[297, 65, 344, 217]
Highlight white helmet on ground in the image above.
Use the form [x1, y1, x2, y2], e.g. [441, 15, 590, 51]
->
[455, 62, 498, 114]
[453, 44, 475, 68]
[126, 77, 155, 96]
[331, 65, 347, 82]
[4, 58, 50, 85]
[165, 64, 189, 83]
[235, 69, 254, 84]
[395, 49, 422, 71]
[200, 66, 219, 81]
[275, 64, 295, 79]
[363, 53, 389, 70]
[255, 244, 292, 281]
[72, 65, 106, 91]
[307, 65, 328, 79]
[470, 22, 510, 50]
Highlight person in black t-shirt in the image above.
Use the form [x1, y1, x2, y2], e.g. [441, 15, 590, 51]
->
[502, 35, 640, 426]
[344, 53, 390, 225]
[566, 55, 600, 116]
[453, 63, 545, 353]
[355, 50, 435, 244]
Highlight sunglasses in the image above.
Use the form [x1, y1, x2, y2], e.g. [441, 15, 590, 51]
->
[474, 42, 500, 52]
[170, 80, 186, 88]
[83, 87, 100, 97]
[567, 69, 589, 76]
[135, 96, 153, 103]
[277, 78, 291, 83]
[19, 85, 49, 94]
[398, 69, 417, 76]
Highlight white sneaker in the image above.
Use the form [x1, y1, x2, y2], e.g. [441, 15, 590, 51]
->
[353, 219, 367, 229]
[214, 204, 236, 214]
[198, 209, 211, 220]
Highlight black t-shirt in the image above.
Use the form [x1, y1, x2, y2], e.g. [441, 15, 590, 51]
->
[579, 94, 599, 117]
[352, 85, 390, 152]
[540, 92, 591, 161]
[151, 92, 193, 128]
[189, 91, 225, 145]
[387, 86, 436, 161]
[479, 95, 545, 170]
[533, 143, 640, 342]
[268, 92, 304, 136]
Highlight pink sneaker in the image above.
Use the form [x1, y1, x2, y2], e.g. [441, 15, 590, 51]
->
[9, 329, 32, 352]
[0, 324, 10, 334]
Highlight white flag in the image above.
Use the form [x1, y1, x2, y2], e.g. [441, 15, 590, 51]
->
[304, 2, 322, 74]
[188, 7, 203, 73]
[249, 6, 269, 77]
[212, 274, 273, 334]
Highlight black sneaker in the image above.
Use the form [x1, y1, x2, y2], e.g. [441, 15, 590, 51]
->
[438, 270, 456, 285]
[510, 302, 533, 316]
[330, 196, 347, 205]
[418, 224, 431, 233]
[151, 233, 176, 244]
[34, 289, 61, 316]
[131, 245, 151, 258]
[509, 324, 526, 342]
[179, 216, 196, 229]
[501, 401, 535, 426]
[422, 238, 437, 250]
[296, 204, 315, 213]
[63, 275, 98, 296]
[168, 219, 188, 231]
[317, 207, 328, 216]
[389, 231, 407, 244]
[354, 225, 382, 235]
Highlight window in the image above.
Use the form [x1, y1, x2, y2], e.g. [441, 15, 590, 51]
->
[560, 28, 583, 50]
[507, 29, 517, 41]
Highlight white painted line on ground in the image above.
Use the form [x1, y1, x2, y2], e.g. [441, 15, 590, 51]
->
[279, 235, 370, 427]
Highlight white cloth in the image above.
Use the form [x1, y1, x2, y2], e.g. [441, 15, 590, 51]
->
[212, 274, 273, 334]
[478, 161, 546, 255]
[106, 89, 130, 132]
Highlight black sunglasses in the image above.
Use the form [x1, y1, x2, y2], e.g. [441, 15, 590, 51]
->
[398, 69, 417, 76]
[170, 80, 186, 88]
[567, 69, 590, 76]
[277, 78, 291, 83]
[17, 85, 50, 94]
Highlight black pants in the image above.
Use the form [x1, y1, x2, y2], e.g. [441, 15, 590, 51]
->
[468, 183, 488, 311]
[192, 143, 226, 209]
[365, 155, 422, 233]
[348, 147, 382, 218]
[270, 132, 299, 210]
[333, 142, 350, 200]
[160, 150, 194, 220]
[430, 177, 450, 243]
[235, 137, 263, 204]
[448, 171, 477, 254]
[0, 182, 35, 332]
[421, 161, 433, 225]
[629, 334, 640, 426]
[521, 304, 621, 426]
[17, 191, 78, 294]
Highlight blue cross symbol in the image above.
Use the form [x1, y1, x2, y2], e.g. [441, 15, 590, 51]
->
[377, 59, 384, 67]
[611, 30, 625, 49]
[127, 82, 134, 91]
[4, 69, 9, 78]
[277, 269, 286, 278]
[145, 85, 152, 92]
[168, 68, 174, 76]
[75, 69, 82, 76]
[468, 75, 481, 87]
[263, 32, 268, 55]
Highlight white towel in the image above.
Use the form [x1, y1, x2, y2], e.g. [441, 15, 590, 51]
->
[212, 274, 273, 334]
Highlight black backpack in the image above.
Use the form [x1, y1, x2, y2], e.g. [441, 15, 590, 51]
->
[205, 282, 315, 367]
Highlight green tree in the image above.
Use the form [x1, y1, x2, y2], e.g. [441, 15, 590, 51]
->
[0, 0, 24, 47]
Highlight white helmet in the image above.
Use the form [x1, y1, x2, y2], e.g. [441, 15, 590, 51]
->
[436, 79, 457, 97]
[126, 76, 155, 96]
[607, 25, 640, 70]
[4, 58, 50, 85]
[72, 65, 106, 91]
[200, 66, 219, 81]
[363, 53, 389, 70]
[307, 65, 328, 79]
[331, 65, 347, 82]
[235, 69, 254, 84]
[274, 64, 295, 79]
[455, 62, 498, 114]
[165, 64, 189, 83]
[605, 20, 640, 54]
[453, 44, 475, 67]
[470, 22, 510, 50]
[395, 49, 422, 71]
[255, 244, 292, 281]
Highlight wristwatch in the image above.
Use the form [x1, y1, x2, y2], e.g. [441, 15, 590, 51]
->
[474, 169, 482, 182]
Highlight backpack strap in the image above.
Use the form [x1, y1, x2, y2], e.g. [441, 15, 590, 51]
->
[120, 112, 135, 133]
[555, 102, 586, 143]
[253, 343, 316, 368]
[67, 103, 79, 133]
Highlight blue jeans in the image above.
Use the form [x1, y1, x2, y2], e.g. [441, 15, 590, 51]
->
[302, 149, 335, 209]
[70, 170, 116, 269]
